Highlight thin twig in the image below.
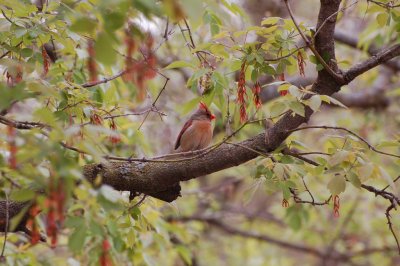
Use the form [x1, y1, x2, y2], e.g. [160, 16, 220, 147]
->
[179, 19, 213, 68]
[295, 151, 331, 156]
[386, 204, 400, 254]
[0, 115, 47, 130]
[368, 0, 400, 8]
[137, 77, 170, 130]
[301, 176, 315, 203]
[264, 46, 307, 62]
[1, 9, 13, 24]
[287, 125, 400, 159]
[283, 0, 345, 84]
[1, 172, 21, 189]
[313, 0, 359, 39]
[382, 176, 400, 192]
[0, 40, 23, 59]
[130, 194, 147, 209]
[103, 109, 166, 120]
[153, 17, 174, 53]
[163, 18, 170, 39]
[81, 70, 128, 88]
[225, 141, 270, 159]
[78, 107, 167, 127]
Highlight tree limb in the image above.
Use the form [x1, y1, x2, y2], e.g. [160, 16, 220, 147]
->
[344, 44, 400, 83]
[334, 29, 400, 72]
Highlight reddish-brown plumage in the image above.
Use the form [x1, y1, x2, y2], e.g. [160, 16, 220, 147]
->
[174, 102, 215, 152]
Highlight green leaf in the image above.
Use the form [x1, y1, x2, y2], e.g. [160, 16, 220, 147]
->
[288, 85, 301, 98]
[377, 13, 389, 27]
[251, 69, 258, 82]
[176, 245, 192, 265]
[379, 166, 397, 191]
[286, 206, 303, 231]
[327, 174, 346, 195]
[269, 101, 287, 118]
[212, 31, 230, 39]
[126, 229, 136, 249]
[132, 0, 161, 17]
[261, 17, 280, 26]
[328, 97, 347, 108]
[10, 204, 30, 231]
[261, 64, 276, 75]
[210, 22, 220, 35]
[273, 163, 285, 179]
[10, 189, 35, 201]
[278, 83, 290, 92]
[70, 17, 97, 34]
[328, 150, 349, 166]
[0, 83, 33, 110]
[348, 172, 361, 188]
[316, 64, 324, 71]
[179, 97, 200, 115]
[377, 141, 400, 148]
[104, 11, 125, 33]
[164, 60, 196, 69]
[93, 87, 104, 104]
[94, 32, 116, 65]
[288, 101, 305, 117]
[320, 95, 331, 103]
[20, 48, 33, 58]
[68, 225, 87, 253]
[65, 216, 85, 228]
[287, 213, 301, 230]
[280, 183, 291, 200]
[357, 163, 374, 181]
[100, 185, 122, 203]
[34, 108, 57, 127]
[309, 55, 318, 64]
[308, 95, 322, 112]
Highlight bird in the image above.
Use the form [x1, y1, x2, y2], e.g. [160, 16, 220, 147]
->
[174, 102, 215, 152]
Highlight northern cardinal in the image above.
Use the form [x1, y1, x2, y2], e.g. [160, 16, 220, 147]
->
[174, 102, 215, 152]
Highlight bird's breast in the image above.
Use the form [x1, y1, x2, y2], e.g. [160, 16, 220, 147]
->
[179, 120, 213, 151]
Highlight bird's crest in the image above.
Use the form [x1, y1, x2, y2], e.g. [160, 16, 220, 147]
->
[199, 101, 209, 111]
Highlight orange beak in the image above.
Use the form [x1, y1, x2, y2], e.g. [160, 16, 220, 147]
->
[210, 114, 216, 120]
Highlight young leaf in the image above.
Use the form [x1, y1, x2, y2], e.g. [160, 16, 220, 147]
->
[327, 174, 346, 195]
[164, 60, 196, 69]
[288, 101, 305, 117]
[328, 150, 349, 166]
[308, 95, 322, 112]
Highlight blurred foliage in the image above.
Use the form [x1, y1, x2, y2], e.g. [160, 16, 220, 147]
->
[0, 0, 399, 265]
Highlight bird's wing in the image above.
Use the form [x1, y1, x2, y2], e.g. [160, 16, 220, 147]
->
[174, 120, 193, 150]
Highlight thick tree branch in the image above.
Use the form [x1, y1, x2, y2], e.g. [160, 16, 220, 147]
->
[344, 44, 400, 83]
[284, 0, 345, 84]
[0, 116, 47, 130]
[334, 29, 400, 72]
